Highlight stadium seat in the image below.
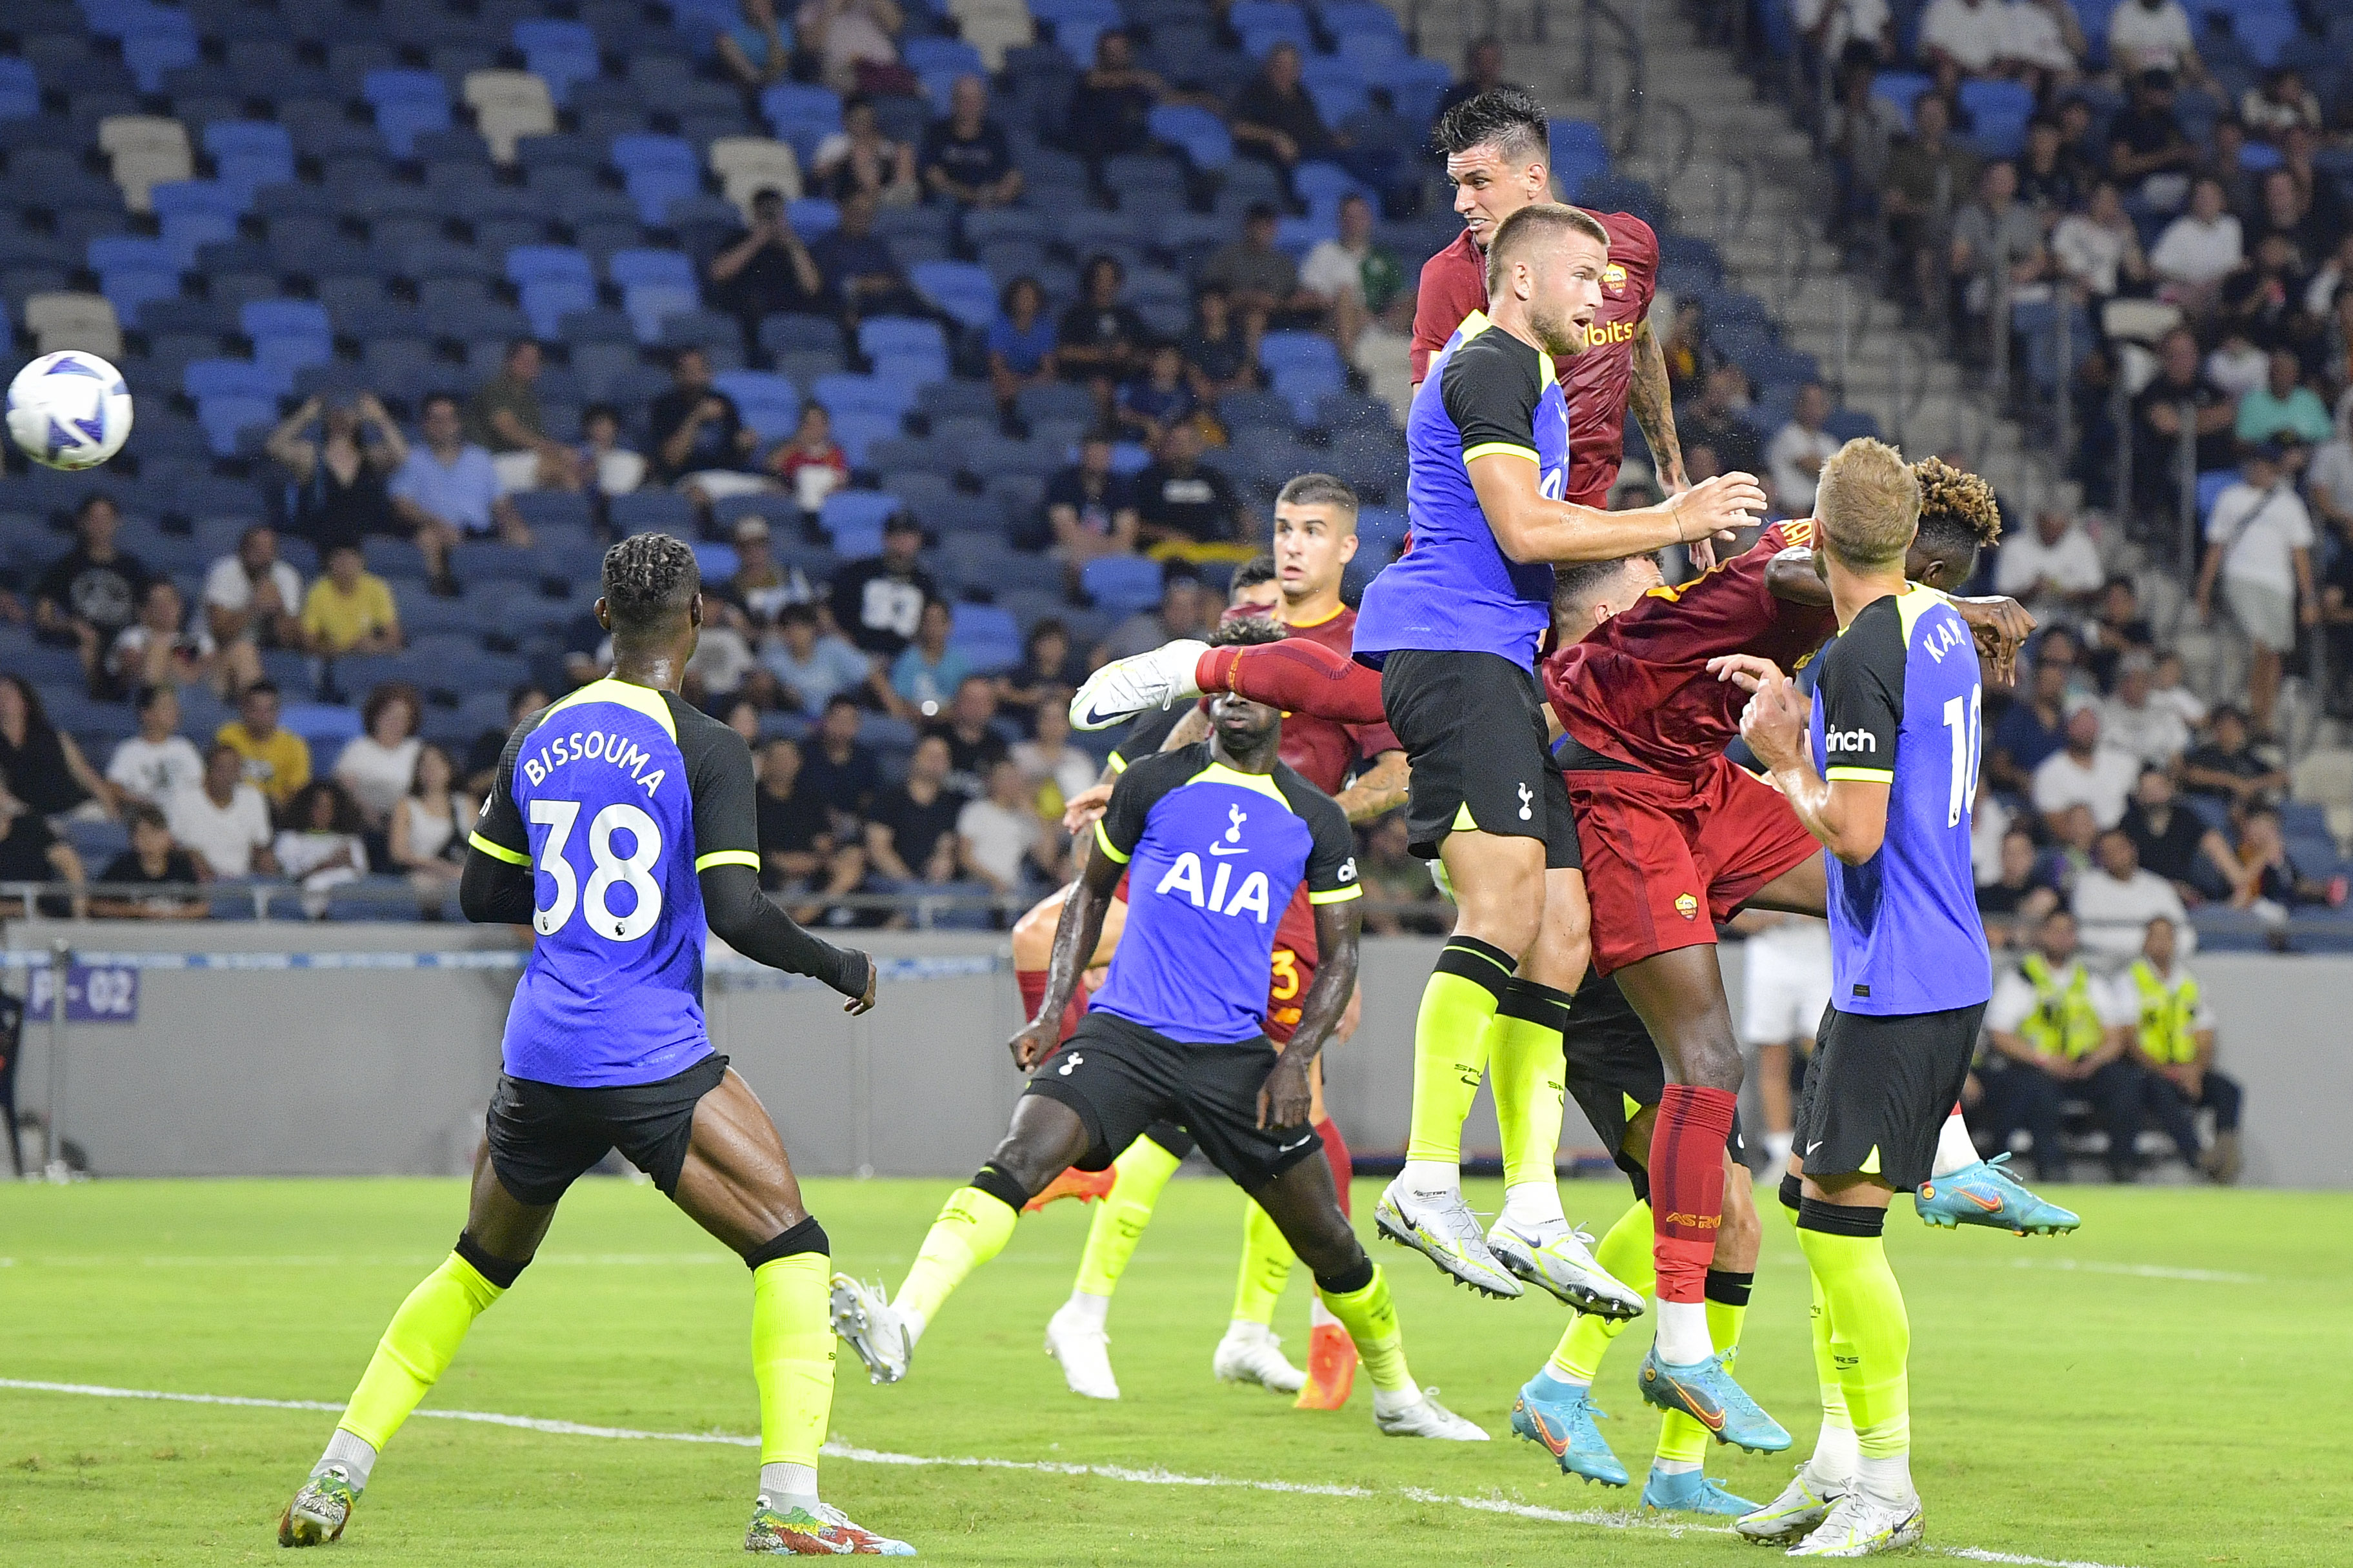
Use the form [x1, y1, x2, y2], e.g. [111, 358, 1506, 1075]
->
[623, 282, 701, 342]
[514, 19, 602, 103]
[610, 489, 697, 535]
[713, 369, 803, 439]
[709, 134, 803, 208]
[812, 372, 916, 421]
[23, 291, 122, 358]
[857, 316, 948, 361]
[195, 393, 279, 456]
[521, 277, 599, 338]
[909, 261, 1000, 331]
[504, 244, 595, 289]
[948, 602, 1023, 673]
[98, 115, 192, 213]
[612, 133, 705, 224]
[464, 70, 558, 164]
[1081, 554, 1164, 616]
[606, 248, 697, 292]
[1148, 103, 1233, 171]
[759, 83, 844, 163]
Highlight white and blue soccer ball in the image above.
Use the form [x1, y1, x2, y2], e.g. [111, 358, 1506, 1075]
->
[7, 351, 135, 471]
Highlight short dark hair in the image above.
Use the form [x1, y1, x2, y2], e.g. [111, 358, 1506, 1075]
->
[581, 401, 621, 426]
[777, 602, 818, 628]
[134, 682, 174, 715]
[751, 186, 785, 208]
[1910, 457, 2002, 562]
[361, 681, 421, 735]
[505, 337, 539, 363]
[243, 680, 279, 702]
[125, 801, 170, 835]
[600, 532, 701, 635]
[825, 692, 861, 713]
[421, 391, 461, 417]
[1231, 553, 1277, 593]
[1275, 472, 1359, 522]
[1244, 201, 1279, 223]
[1553, 553, 1651, 615]
[74, 491, 119, 524]
[1431, 86, 1549, 165]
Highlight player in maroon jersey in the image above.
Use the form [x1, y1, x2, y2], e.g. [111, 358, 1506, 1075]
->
[1415, 89, 1690, 531]
[1034, 480, 1405, 1411]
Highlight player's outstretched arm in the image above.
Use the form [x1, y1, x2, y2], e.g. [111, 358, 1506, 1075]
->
[1010, 836, 1123, 1069]
[1258, 898, 1360, 1129]
[1467, 455, 1763, 566]
[700, 862, 876, 1013]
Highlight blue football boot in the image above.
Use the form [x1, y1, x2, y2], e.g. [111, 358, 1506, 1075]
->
[1509, 1371, 1628, 1486]
[1914, 1153, 2079, 1235]
[1637, 1347, 1791, 1454]
[1639, 1462, 1757, 1516]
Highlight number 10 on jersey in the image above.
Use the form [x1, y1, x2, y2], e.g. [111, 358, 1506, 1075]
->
[530, 798, 665, 940]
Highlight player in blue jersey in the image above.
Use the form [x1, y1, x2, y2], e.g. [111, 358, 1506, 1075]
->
[828, 690, 1484, 1440]
[1729, 441, 1994, 1558]
[277, 534, 909, 1558]
[1350, 200, 1766, 1315]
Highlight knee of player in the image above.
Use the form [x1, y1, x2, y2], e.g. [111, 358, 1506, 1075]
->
[1291, 1218, 1366, 1280]
[1677, 1031, 1745, 1092]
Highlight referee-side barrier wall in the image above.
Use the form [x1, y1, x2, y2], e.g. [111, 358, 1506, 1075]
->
[6, 929, 2345, 1189]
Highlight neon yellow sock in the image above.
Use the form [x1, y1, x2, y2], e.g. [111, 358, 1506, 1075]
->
[1321, 1265, 1412, 1393]
[1404, 940, 1512, 1164]
[1073, 1136, 1183, 1298]
[1656, 1298, 1747, 1465]
[1548, 1199, 1654, 1380]
[1230, 1200, 1296, 1326]
[1796, 1226, 1909, 1458]
[751, 1253, 835, 1469]
[1782, 1187, 1851, 1434]
[337, 1252, 505, 1451]
[1490, 982, 1570, 1191]
[896, 1186, 1019, 1332]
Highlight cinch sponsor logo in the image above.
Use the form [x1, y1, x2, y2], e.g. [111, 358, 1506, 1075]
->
[1825, 727, 1877, 753]
[1576, 318, 1638, 346]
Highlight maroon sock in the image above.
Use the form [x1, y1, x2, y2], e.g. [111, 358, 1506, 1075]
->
[1017, 969, 1092, 1055]
[1651, 1084, 1737, 1304]
[1197, 640, 1388, 725]
[1314, 1116, 1353, 1218]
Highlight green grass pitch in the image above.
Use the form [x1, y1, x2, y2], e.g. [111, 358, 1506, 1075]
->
[3, 1174, 2348, 1566]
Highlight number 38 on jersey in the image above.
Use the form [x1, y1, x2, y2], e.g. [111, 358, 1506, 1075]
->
[529, 798, 665, 940]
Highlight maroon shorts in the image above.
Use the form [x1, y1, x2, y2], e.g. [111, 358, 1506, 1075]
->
[1568, 756, 1819, 976]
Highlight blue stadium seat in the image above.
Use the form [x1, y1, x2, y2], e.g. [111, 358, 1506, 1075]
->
[2196, 468, 2238, 521]
[196, 393, 279, 456]
[1870, 70, 1934, 130]
[821, 488, 901, 554]
[857, 315, 948, 361]
[610, 488, 697, 535]
[1147, 103, 1233, 171]
[612, 133, 704, 224]
[1081, 554, 1163, 616]
[504, 244, 595, 288]
[515, 19, 603, 102]
[124, 28, 201, 94]
[521, 277, 599, 338]
[909, 261, 997, 330]
[655, 308, 739, 353]
[759, 312, 843, 359]
[713, 369, 803, 439]
[948, 602, 1023, 673]
[623, 282, 701, 342]
[184, 357, 283, 401]
[812, 372, 916, 421]
[759, 82, 844, 162]
[606, 247, 696, 290]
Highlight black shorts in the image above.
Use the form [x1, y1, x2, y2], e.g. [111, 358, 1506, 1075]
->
[1562, 973, 1744, 1203]
[1142, 1120, 1196, 1161]
[1794, 1002, 1986, 1190]
[1379, 647, 1579, 868]
[1024, 1011, 1321, 1193]
[485, 1053, 728, 1206]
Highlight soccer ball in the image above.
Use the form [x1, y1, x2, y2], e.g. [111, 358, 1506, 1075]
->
[6, 351, 135, 471]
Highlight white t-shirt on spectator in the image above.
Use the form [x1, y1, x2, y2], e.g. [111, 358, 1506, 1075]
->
[2205, 479, 2314, 594]
[2051, 214, 2132, 295]
[2150, 680, 2207, 728]
[1993, 525, 2105, 600]
[956, 797, 1037, 888]
[2107, 0, 2196, 72]
[1792, 0, 1892, 52]
[167, 782, 272, 877]
[1767, 422, 1840, 514]
[2032, 744, 2140, 828]
[2150, 213, 2243, 288]
[1972, 786, 2013, 886]
[2001, 0, 2076, 70]
[108, 734, 206, 803]
[2098, 695, 2189, 769]
[2072, 867, 2192, 960]
[1300, 239, 1371, 303]
[686, 624, 758, 696]
[1919, 0, 2011, 70]
[334, 734, 423, 822]
[203, 553, 303, 624]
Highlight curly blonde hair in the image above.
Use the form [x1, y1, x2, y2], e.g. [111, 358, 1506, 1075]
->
[1911, 457, 2003, 551]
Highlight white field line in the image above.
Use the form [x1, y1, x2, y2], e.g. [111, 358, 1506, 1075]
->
[1, 1377, 2137, 1568]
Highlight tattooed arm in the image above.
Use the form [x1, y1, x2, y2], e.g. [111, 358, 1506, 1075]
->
[1630, 314, 1687, 493]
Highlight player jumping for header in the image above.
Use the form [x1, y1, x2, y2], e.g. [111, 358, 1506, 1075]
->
[275, 534, 905, 1556]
